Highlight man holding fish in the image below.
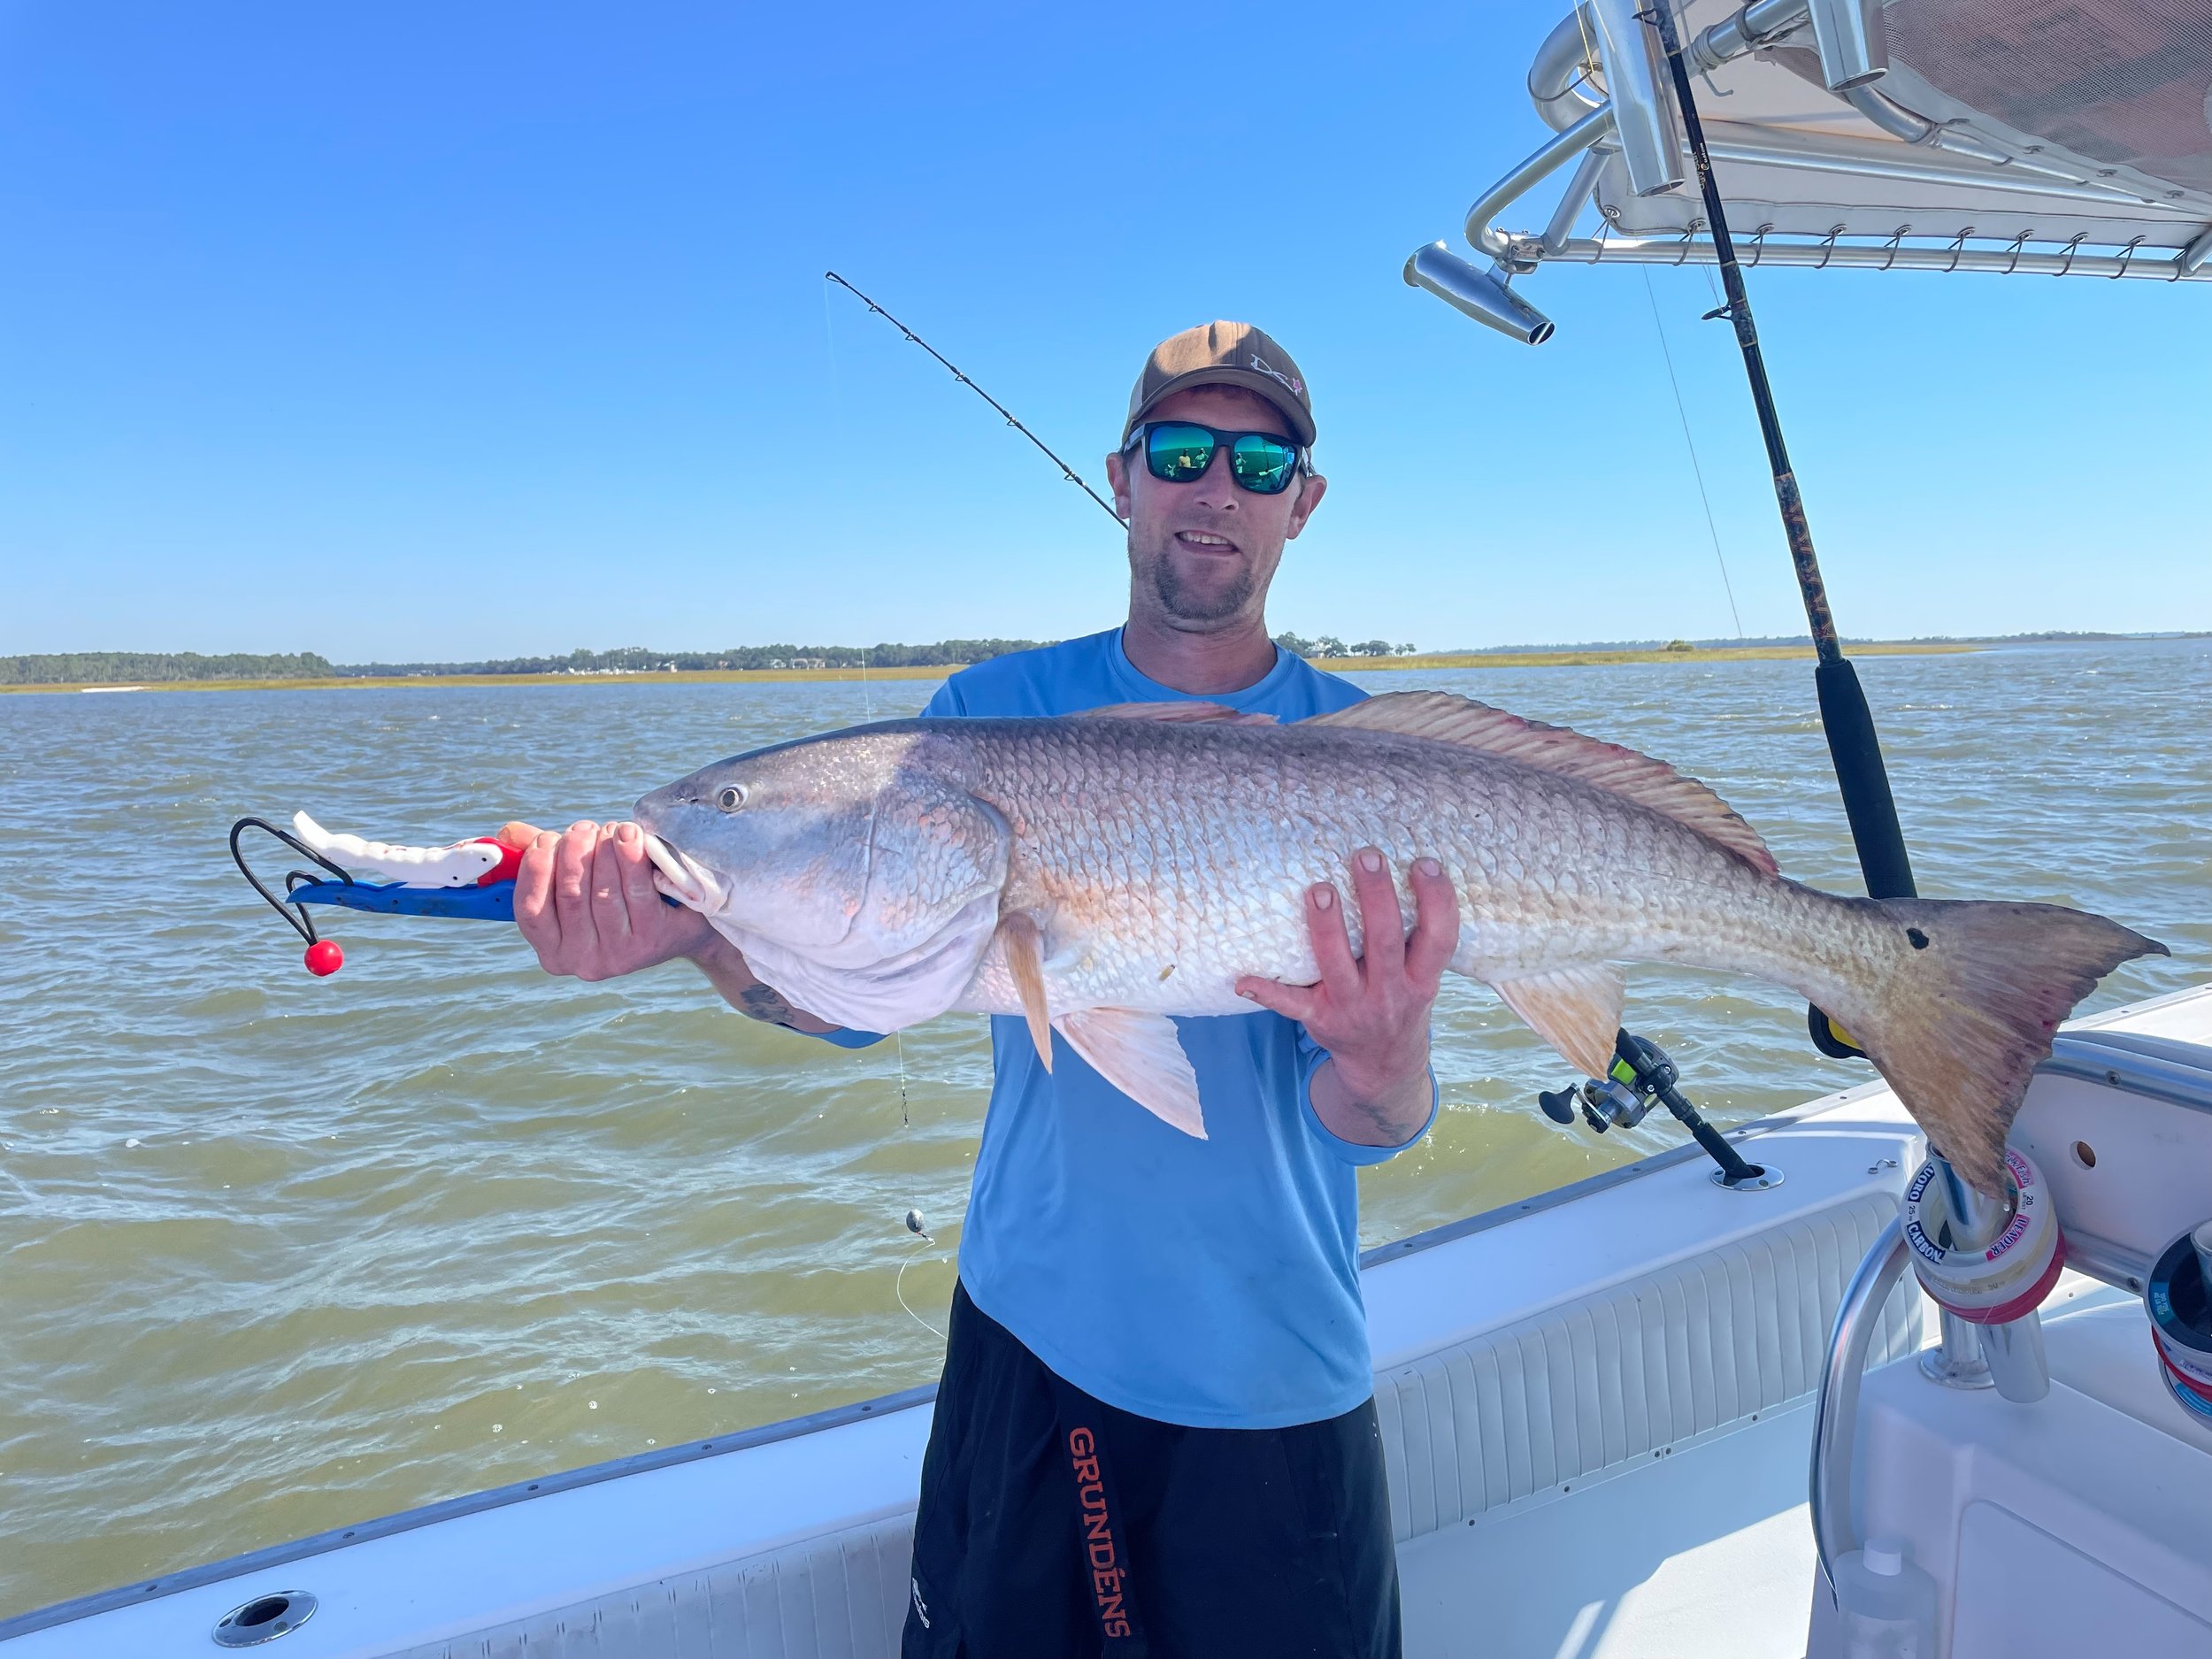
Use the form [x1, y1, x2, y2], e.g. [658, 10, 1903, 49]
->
[506, 323, 2159, 1658]
[511, 323, 1443, 1656]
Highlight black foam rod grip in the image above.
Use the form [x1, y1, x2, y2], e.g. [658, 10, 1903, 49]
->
[1814, 655, 1916, 901]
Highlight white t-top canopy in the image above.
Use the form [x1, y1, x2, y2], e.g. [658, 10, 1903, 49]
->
[1408, 0, 2212, 338]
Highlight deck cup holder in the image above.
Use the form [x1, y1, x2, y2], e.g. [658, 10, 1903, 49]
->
[211, 1590, 317, 1647]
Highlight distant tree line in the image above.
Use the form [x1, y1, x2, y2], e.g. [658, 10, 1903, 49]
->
[0, 650, 338, 685]
[340, 640, 1052, 676]
[0, 641, 1050, 684]
[1272, 634, 1418, 659]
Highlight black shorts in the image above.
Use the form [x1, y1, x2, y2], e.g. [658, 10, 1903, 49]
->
[902, 1282, 1401, 1659]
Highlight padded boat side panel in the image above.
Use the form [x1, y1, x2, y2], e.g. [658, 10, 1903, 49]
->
[1374, 1192, 1917, 1543]
[388, 1509, 916, 1659]
[385, 1193, 1913, 1658]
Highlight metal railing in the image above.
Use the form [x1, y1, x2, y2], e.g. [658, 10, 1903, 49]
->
[1414, 0, 2212, 343]
[1808, 1218, 1909, 1589]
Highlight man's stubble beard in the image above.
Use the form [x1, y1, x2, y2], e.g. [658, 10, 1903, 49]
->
[1145, 542, 1257, 626]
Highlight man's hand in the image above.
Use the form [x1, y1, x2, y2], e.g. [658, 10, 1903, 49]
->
[1235, 849, 1458, 1147]
[508, 819, 711, 980]
[506, 818, 841, 1033]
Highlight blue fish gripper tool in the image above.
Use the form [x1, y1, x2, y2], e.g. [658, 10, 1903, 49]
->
[228, 816, 519, 977]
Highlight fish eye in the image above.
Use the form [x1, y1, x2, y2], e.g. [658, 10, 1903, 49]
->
[715, 784, 748, 811]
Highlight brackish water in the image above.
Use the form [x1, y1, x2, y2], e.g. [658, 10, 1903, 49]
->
[1, 639, 2205, 1618]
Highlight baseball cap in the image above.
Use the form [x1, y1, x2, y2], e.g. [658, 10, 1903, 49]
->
[1123, 321, 1316, 449]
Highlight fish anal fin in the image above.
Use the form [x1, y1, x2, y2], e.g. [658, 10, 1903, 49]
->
[1486, 964, 1625, 1079]
[1075, 701, 1277, 726]
[1310, 692, 1777, 877]
[1053, 1008, 1206, 1139]
[997, 912, 1053, 1071]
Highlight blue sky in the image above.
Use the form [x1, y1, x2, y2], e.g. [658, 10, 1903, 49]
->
[4, 1, 2207, 661]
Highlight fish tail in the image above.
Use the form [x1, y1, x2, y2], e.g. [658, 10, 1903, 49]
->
[1824, 896, 2165, 1195]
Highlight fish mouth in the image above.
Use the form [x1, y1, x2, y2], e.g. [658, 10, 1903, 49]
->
[641, 832, 723, 914]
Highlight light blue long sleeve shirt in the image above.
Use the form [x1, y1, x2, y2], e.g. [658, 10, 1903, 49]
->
[826, 628, 1432, 1428]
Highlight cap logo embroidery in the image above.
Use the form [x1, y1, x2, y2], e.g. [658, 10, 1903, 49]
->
[1247, 354, 1303, 397]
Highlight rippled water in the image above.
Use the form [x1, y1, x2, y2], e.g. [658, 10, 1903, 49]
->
[1, 639, 2205, 1618]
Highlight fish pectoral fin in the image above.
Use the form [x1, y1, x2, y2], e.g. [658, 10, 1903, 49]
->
[1052, 1008, 1206, 1139]
[1072, 701, 1277, 726]
[1485, 964, 1625, 1079]
[997, 912, 1053, 1072]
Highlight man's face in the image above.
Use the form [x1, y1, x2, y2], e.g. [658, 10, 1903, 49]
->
[1105, 385, 1327, 631]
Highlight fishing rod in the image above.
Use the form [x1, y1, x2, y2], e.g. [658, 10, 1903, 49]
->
[824, 271, 1124, 526]
[1646, 2, 1916, 1061]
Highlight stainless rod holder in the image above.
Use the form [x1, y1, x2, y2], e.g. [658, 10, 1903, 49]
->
[1590, 0, 1686, 196]
[1403, 244, 1557, 344]
[1978, 1310, 2052, 1403]
[1918, 1308, 1993, 1390]
[1803, 0, 1889, 89]
[1937, 1155, 2008, 1253]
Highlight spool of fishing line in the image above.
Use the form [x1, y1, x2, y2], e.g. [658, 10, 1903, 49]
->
[2147, 1223, 2212, 1423]
[1903, 1148, 2065, 1325]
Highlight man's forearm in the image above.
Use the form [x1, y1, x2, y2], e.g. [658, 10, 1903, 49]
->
[1310, 1048, 1435, 1148]
[687, 934, 841, 1035]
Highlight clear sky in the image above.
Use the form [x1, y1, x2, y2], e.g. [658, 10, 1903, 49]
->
[4, 2, 2207, 662]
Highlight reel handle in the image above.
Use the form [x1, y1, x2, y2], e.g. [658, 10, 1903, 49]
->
[1538, 1087, 1579, 1125]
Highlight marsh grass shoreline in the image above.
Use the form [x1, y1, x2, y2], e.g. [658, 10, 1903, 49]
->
[2, 641, 1975, 695]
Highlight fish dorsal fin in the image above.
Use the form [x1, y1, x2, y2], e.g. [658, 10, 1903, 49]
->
[1077, 702, 1278, 725]
[1309, 692, 1777, 876]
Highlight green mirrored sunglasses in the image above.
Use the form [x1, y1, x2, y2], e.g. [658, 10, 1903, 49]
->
[1125, 421, 1305, 495]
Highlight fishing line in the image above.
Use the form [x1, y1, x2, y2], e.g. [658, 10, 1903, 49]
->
[895, 1243, 944, 1340]
[1698, 259, 1727, 314]
[891, 1029, 911, 1128]
[824, 270, 1122, 526]
[1639, 266, 1745, 639]
[861, 636, 911, 1130]
[819, 281, 945, 1134]
[894, 1210, 956, 1341]
[822, 276, 844, 430]
[781, 555, 909, 1127]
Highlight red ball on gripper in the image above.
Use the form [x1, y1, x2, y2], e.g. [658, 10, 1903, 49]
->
[303, 940, 344, 977]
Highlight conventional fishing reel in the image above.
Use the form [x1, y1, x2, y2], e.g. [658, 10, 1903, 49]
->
[1539, 1031, 1780, 1192]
